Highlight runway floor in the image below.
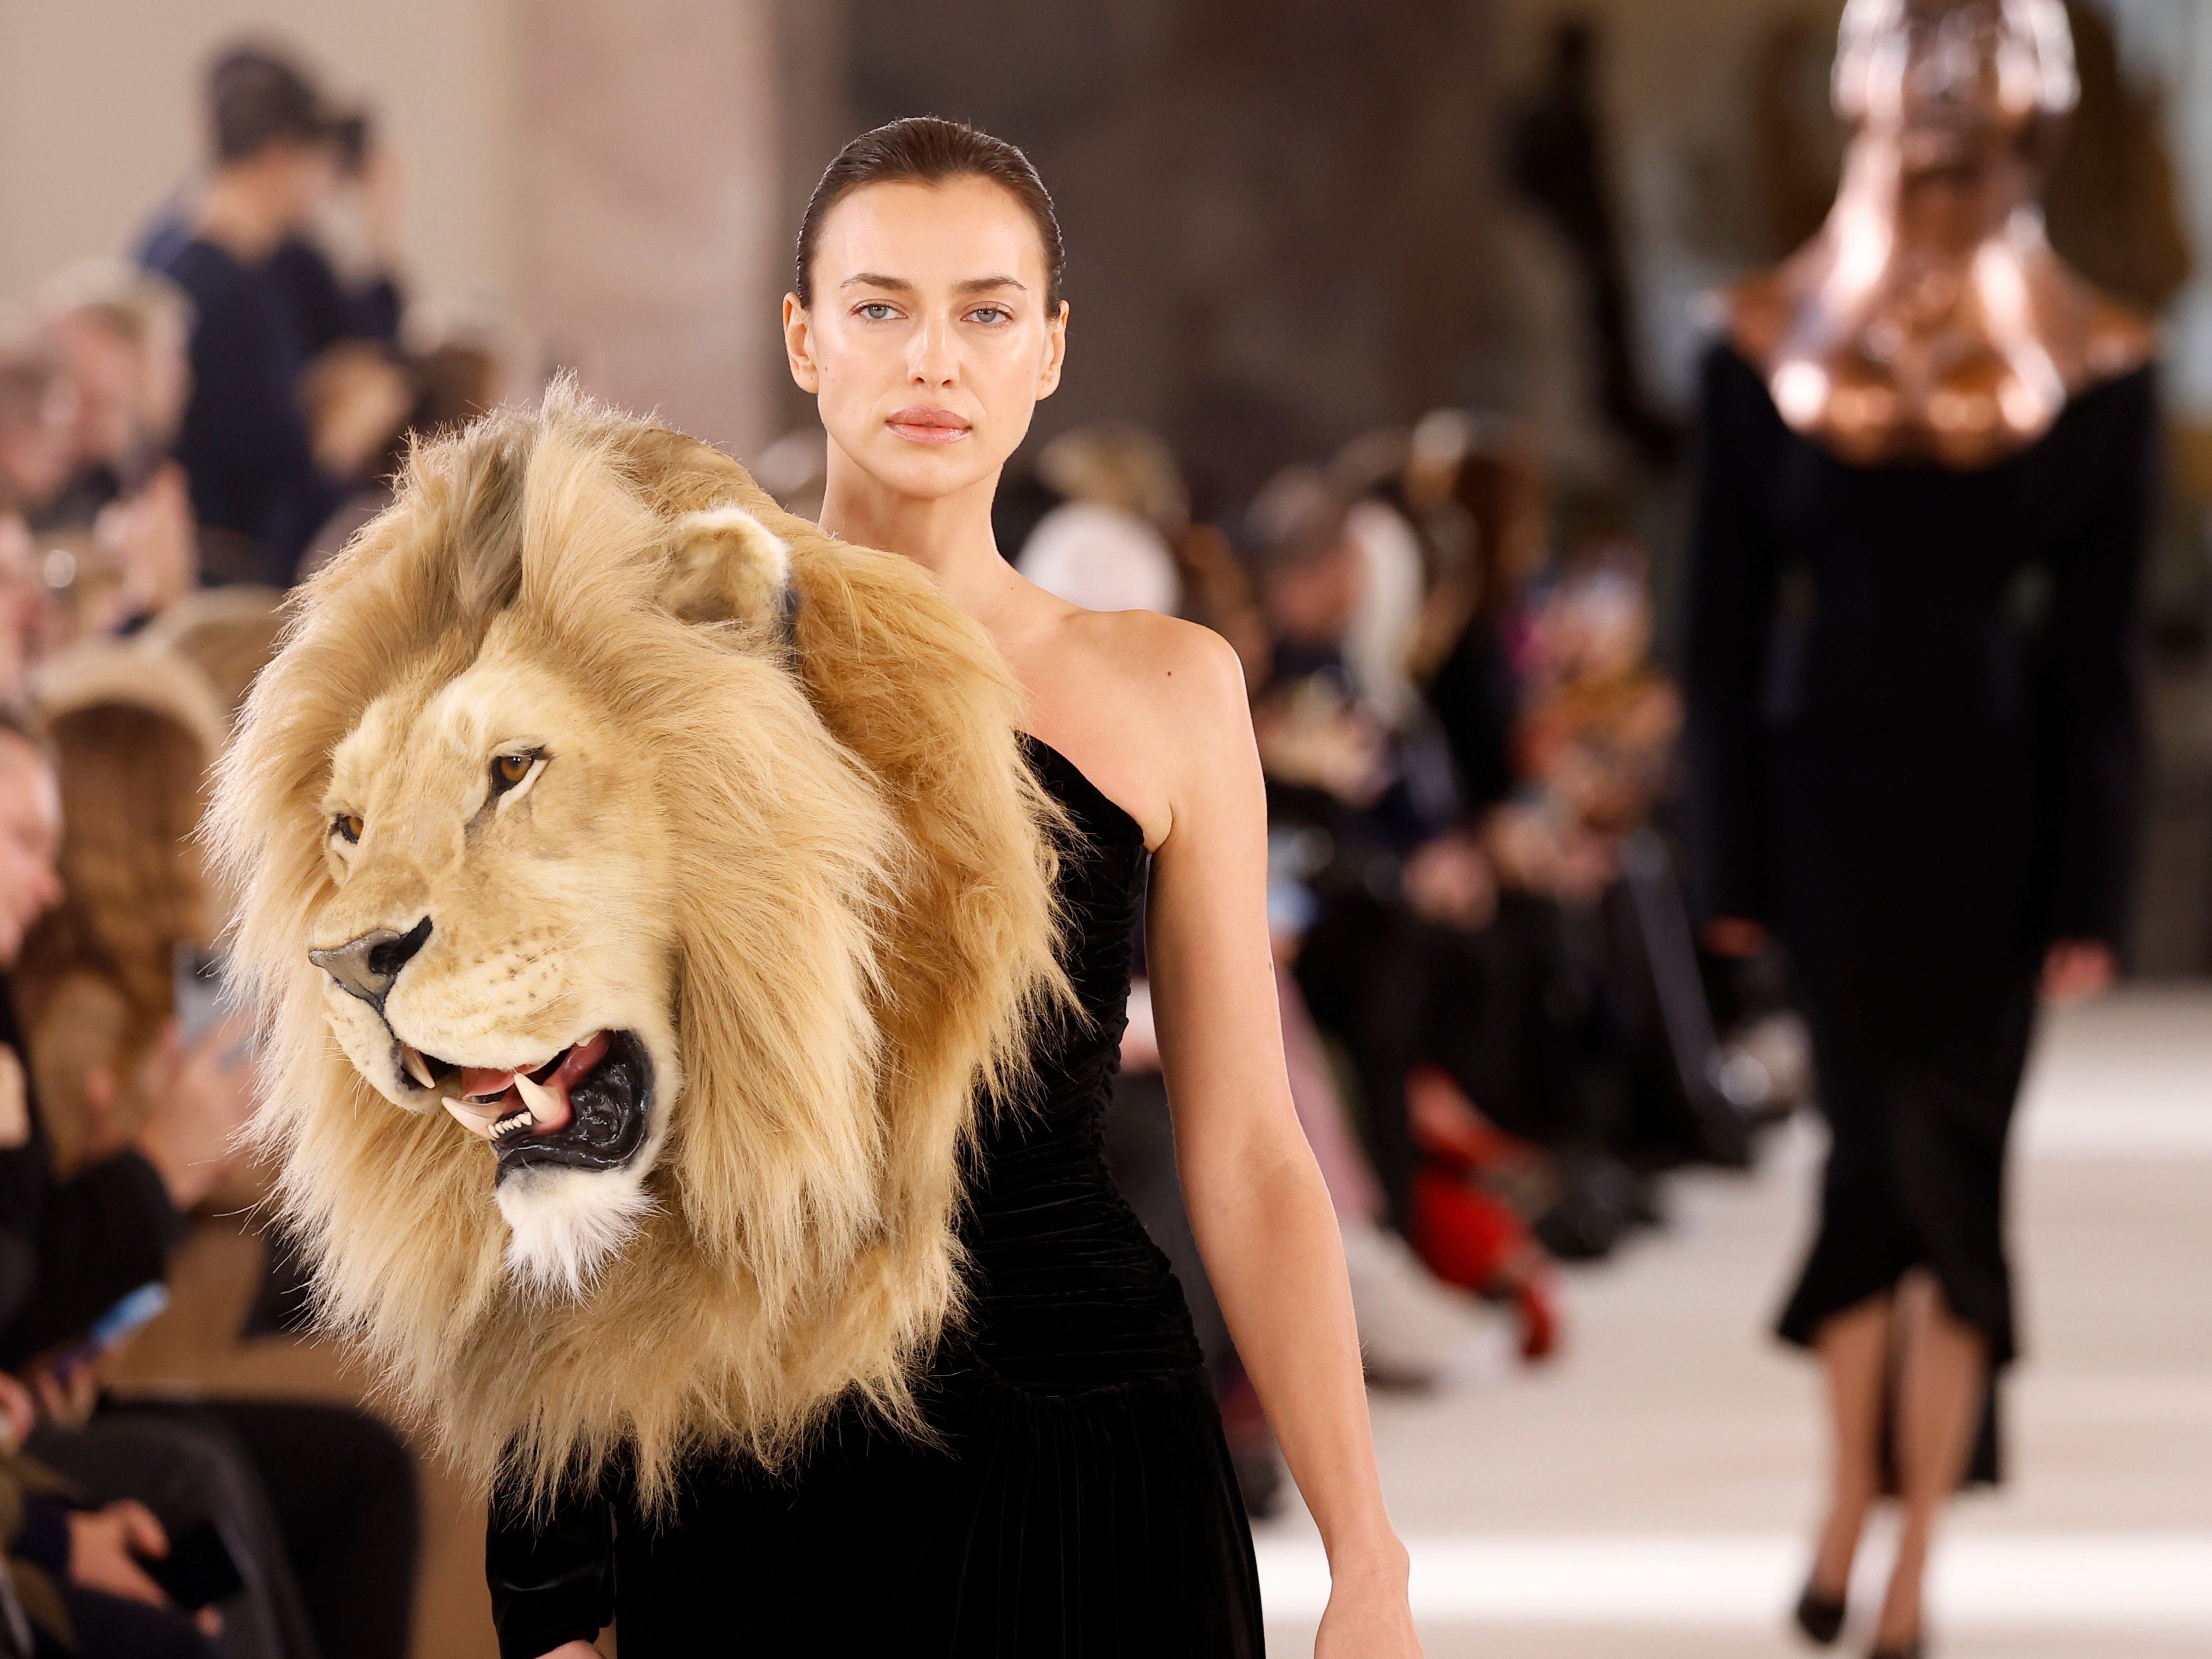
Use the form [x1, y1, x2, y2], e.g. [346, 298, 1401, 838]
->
[1256, 983, 2212, 1659]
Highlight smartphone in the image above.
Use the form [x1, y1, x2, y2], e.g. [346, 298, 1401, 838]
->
[136, 1518, 245, 1610]
[173, 944, 227, 1050]
[46, 1282, 170, 1386]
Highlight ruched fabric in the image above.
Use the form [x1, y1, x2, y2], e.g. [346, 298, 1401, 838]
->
[488, 736, 1263, 1657]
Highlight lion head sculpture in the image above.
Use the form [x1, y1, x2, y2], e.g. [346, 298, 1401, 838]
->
[207, 384, 1064, 1508]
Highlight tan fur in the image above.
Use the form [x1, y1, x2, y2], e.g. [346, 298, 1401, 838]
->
[205, 382, 1066, 1512]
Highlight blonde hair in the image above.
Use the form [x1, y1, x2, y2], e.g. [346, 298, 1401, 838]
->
[14, 646, 221, 1172]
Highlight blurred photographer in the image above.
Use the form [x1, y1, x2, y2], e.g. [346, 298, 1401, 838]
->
[140, 44, 411, 587]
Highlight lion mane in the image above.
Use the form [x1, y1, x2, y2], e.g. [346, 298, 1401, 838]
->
[207, 384, 1066, 1511]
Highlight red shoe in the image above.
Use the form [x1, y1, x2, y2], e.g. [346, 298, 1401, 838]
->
[1516, 1277, 1561, 1362]
[1411, 1166, 1524, 1289]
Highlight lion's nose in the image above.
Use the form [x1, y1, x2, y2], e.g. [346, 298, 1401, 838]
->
[309, 917, 433, 1011]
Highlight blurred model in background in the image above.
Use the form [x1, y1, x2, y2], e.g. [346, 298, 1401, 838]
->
[1684, 4, 2154, 1655]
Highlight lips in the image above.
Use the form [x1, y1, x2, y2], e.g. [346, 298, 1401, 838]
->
[399, 1028, 652, 1182]
[886, 405, 972, 446]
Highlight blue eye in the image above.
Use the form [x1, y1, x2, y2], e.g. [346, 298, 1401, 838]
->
[858, 303, 895, 321]
[969, 307, 1009, 325]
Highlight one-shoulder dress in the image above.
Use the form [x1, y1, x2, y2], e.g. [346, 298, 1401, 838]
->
[486, 736, 1265, 1657]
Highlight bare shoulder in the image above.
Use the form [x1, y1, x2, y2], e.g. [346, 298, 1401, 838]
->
[1063, 608, 1249, 736]
[1017, 608, 1254, 851]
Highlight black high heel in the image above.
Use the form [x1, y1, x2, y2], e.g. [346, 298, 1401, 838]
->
[1793, 1582, 1848, 1646]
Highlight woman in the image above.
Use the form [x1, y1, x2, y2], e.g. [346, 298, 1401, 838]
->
[1685, 5, 2152, 1656]
[13, 645, 226, 1177]
[500, 120, 1420, 1658]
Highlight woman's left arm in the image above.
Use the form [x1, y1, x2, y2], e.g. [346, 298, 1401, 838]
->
[1143, 631, 1421, 1658]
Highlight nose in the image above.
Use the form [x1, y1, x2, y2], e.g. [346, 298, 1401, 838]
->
[908, 315, 956, 386]
[309, 917, 432, 1012]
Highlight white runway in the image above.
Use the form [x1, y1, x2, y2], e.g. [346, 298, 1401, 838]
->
[1256, 984, 2212, 1658]
[1256, 1531, 2212, 1626]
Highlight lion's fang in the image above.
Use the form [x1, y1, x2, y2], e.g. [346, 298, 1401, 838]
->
[444, 1097, 494, 1139]
[513, 1072, 560, 1125]
[402, 1046, 435, 1089]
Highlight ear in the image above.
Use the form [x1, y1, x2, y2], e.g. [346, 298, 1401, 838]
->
[662, 505, 795, 630]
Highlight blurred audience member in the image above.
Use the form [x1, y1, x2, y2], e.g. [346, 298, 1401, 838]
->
[1340, 496, 1427, 733]
[13, 647, 228, 1179]
[0, 1373, 217, 1659]
[1404, 409, 1548, 817]
[1032, 423, 1270, 672]
[36, 264, 191, 524]
[298, 338, 499, 576]
[35, 265, 199, 633]
[1037, 420, 1188, 535]
[1019, 500, 1180, 614]
[0, 516, 54, 707]
[138, 587, 285, 728]
[0, 350, 77, 525]
[0, 712, 242, 1367]
[140, 45, 411, 586]
[1489, 543, 1678, 903]
[0, 705, 419, 1659]
[1246, 465, 1364, 687]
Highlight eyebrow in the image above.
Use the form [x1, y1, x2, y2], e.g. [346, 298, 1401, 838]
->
[840, 273, 1030, 296]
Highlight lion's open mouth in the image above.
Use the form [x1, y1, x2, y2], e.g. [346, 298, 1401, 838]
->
[400, 1029, 652, 1182]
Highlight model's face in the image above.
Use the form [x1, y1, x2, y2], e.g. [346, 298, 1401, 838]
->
[785, 177, 1066, 506]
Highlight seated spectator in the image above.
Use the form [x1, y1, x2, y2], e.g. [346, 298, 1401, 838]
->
[13, 645, 228, 1179]
[138, 586, 285, 728]
[1017, 498, 1182, 616]
[297, 337, 499, 577]
[0, 513, 56, 707]
[0, 348, 78, 527]
[140, 44, 411, 586]
[1033, 423, 1270, 674]
[34, 265, 198, 632]
[36, 264, 191, 525]
[0, 1372, 215, 1658]
[0, 710, 204, 1368]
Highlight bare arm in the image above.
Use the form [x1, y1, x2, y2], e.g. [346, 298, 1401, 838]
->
[1142, 632, 1420, 1657]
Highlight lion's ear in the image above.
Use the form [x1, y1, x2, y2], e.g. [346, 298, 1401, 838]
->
[662, 505, 794, 631]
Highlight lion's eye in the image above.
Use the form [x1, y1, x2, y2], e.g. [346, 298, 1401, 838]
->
[333, 813, 363, 844]
[490, 750, 542, 796]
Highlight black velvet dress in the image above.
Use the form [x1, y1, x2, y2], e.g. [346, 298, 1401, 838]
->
[1683, 344, 2154, 1480]
[485, 736, 1264, 1657]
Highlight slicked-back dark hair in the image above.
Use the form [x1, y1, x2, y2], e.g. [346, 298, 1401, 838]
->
[795, 117, 1066, 310]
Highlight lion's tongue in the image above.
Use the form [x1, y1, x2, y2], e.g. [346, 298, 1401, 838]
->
[460, 1031, 612, 1135]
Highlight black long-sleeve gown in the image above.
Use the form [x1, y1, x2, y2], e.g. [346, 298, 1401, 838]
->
[1683, 344, 2155, 1480]
[485, 736, 1264, 1656]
